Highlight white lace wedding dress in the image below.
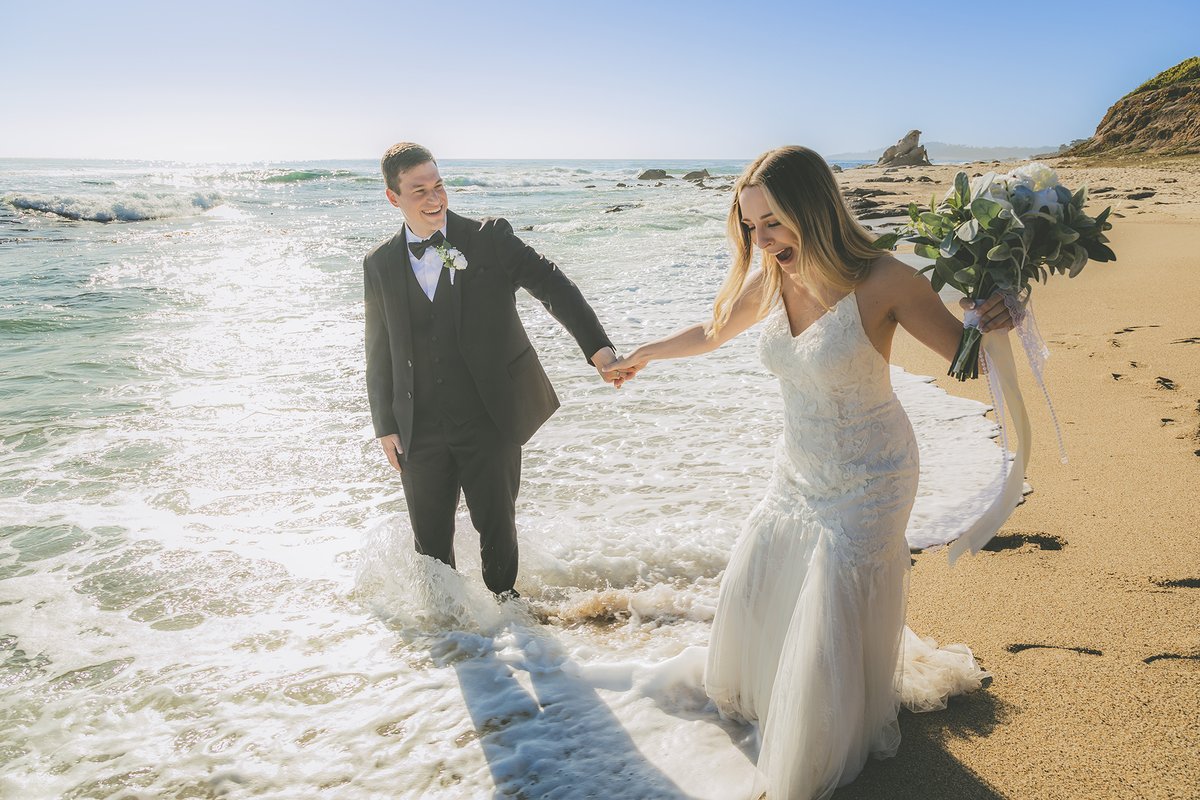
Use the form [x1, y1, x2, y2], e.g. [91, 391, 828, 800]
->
[705, 292, 990, 800]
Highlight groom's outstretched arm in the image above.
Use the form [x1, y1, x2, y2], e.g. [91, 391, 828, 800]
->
[487, 218, 614, 364]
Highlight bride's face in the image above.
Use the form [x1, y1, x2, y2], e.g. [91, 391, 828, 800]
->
[738, 186, 799, 269]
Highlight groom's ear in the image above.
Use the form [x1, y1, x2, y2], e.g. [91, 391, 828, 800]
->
[385, 187, 403, 209]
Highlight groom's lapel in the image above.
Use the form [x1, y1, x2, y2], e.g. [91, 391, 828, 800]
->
[384, 227, 413, 354]
[446, 211, 472, 334]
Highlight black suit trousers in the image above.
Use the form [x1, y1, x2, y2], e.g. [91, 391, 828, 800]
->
[399, 413, 522, 595]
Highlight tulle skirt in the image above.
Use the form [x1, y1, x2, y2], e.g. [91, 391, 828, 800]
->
[704, 472, 989, 800]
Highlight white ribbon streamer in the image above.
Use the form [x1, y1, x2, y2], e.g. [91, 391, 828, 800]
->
[947, 331, 1032, 566]
[1005, 295, 1069, 464]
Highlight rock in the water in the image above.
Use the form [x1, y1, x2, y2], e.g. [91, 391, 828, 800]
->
[584, 184, 596, 188]
[638, 169, 670, 180]
[615, 182, 628, 188]
[682, 169, 710, 181]
[831, 164, 843, 173]
[877, 129, 933, 167]
[604, 204, 640, 213]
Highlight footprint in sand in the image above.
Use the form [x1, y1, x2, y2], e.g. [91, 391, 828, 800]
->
[1156, 377, 1178, 390]
[1006, 643, 1102, 656]
[1143, 653, 1200, 669]
[1171, 337, 1200, 345]
[982, 532, 1065, 552]
[1152, 577, 1200, 589]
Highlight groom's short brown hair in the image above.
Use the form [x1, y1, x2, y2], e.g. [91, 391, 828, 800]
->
[381, 142, 436, 193]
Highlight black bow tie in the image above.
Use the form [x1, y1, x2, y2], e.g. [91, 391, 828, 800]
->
[408, 230, 445, 259]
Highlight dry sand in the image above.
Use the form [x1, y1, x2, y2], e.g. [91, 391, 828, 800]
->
[831, 157, 1200, 800]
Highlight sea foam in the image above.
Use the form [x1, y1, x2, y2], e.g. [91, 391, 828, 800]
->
[4, 190, 223, 222]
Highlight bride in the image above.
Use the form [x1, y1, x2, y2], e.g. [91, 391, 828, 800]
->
[611, 146, 1015, 799]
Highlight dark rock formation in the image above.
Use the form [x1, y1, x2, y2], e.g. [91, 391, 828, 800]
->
[683, 169, 710, 181]
[637, 169, 670, 180]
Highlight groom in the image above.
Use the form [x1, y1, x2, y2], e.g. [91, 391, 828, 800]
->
[363, 142, 621, 598]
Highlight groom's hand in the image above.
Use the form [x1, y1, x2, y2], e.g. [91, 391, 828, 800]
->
[379, 434, 403, 472]
[590, 346, 630, 388]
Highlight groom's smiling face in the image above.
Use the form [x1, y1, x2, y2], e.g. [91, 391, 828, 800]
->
[387, 160, 448, 238]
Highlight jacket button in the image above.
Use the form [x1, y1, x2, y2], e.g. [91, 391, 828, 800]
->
[406, 391, 412, 399]
[407, 360, 413, 368]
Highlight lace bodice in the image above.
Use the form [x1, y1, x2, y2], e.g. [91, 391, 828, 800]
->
[758, 291, 918, 507]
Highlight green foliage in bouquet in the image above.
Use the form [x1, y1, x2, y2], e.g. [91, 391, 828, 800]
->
[873, 164, 1115, 379]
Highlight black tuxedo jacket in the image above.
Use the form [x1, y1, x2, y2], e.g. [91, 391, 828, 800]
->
[363, 210, 613, 451]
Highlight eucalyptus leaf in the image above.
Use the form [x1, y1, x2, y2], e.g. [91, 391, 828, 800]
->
[987, 243, 1011, 261]
[939, 232, 960, 257]
[1067, 245, 1088, 277]
[872, 233, 901, 251]
[914, 243, 940, 260]
[970, 173, 995, 201]
[970, 197, 1004, 230]
[1053, 223, 1080, 244]
[956, 218, 981, 242]
[955, 172, 970, 207]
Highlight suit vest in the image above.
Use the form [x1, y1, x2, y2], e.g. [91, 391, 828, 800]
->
[405, 262, 487, 428]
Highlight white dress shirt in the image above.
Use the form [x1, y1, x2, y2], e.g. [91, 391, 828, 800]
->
[405, 224, 448, 301]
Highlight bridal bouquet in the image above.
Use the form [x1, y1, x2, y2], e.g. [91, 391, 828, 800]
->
[875, 163, 1115, 380]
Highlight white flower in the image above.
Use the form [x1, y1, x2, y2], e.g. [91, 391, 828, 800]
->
[434, 244, 468, 283]
[966, 172, 1014, 212]
[1007, 162, 1059, 192]
[439, 245, 467, 270]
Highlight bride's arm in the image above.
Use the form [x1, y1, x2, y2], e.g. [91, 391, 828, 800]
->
[617, 271, 769, 370]
[882, 258, 1012, 363]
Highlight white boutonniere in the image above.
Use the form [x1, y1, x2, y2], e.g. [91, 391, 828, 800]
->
[434, 243, 468, 284]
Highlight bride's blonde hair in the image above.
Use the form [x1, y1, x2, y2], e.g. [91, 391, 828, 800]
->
[712, 146, 882, 335]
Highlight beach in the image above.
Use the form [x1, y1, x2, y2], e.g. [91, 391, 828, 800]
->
[837, 158, 1200, 799]
[1, 155, 1197, 799]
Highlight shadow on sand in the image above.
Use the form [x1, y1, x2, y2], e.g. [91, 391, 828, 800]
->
[834, 689, 1013, 800]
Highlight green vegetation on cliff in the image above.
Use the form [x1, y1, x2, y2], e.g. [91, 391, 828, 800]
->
[1128, 56, 1200, 98]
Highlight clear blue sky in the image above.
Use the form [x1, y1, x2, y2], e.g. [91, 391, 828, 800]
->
[3, 0, 1196, 161]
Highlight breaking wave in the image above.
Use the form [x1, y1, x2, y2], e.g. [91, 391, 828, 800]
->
[4, 191, 224, 223]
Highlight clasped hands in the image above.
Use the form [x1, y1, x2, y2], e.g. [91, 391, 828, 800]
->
[590, 347, 645, 389]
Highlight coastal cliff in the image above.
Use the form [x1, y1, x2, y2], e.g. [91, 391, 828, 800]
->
[1068, 57, 1200, 157]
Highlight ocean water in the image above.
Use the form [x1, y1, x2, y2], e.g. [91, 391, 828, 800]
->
[0, 158, 1005, 799]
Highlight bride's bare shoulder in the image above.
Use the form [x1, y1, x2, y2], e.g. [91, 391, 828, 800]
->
[859, 254, 927, 299]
